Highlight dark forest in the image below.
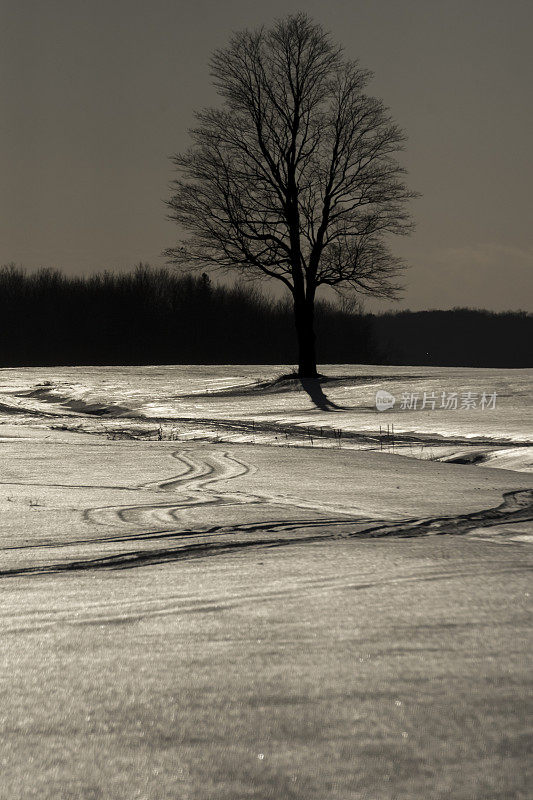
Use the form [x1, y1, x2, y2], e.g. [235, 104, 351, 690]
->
[1, 264, 530, 368]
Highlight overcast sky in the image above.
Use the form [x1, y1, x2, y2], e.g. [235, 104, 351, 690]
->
[2, 0, 532, 311]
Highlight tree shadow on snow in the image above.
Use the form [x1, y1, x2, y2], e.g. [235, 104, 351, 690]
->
[299, 378, 346, 411]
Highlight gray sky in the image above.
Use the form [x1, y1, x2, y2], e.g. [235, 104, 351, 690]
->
[2, 0, 532, 311]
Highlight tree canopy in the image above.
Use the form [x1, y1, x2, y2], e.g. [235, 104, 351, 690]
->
[166, 13, 417, 376]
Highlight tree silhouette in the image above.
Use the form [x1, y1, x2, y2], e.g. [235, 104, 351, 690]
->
[165, 13, 417, 377]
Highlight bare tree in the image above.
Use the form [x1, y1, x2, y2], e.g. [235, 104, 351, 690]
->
[165, 13, 417, 378]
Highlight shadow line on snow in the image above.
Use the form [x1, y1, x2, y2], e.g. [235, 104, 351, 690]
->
[299, 378, 346, 411]
[1, 490, 531, 578]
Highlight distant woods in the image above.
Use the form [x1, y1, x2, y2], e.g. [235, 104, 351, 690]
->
[1, 264, 530, 368]
[0, 264, 372, 367]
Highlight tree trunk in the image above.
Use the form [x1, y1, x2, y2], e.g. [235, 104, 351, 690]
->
[294, 299, 318, 378]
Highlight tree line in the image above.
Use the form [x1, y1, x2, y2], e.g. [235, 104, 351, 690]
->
[0, 264, 529, 368]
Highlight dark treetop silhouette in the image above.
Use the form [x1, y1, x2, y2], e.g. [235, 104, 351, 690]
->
[165, 13, 417, 378]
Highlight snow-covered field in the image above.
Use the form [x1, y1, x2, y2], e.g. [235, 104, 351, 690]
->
[1, 363, 532, 469]
[1, 365, 532, 799]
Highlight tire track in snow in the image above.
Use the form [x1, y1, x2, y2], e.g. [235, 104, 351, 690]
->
[82, 448, 361, 530]
[2, 489, 532, 578]
[83, 449, 261, 529]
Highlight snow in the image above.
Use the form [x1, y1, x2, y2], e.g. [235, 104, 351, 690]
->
[1, 364, 531, 469]
[1, 364, 532, 798]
